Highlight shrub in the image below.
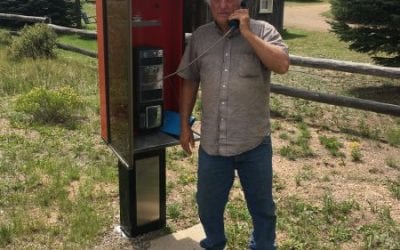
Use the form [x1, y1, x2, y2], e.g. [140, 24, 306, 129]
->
[349, 141, 363, 162]
[387, 128, 400, 146]
[0, 30, 12, 45]
[15, 86, 84, 125]
[7, 24, 57, 61]
[319, 135, 344, 157]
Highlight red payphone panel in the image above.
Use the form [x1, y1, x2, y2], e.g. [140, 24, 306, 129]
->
[131, 0, 183, 112]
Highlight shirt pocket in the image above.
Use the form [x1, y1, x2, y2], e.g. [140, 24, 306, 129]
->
[238, 54, 261, 78]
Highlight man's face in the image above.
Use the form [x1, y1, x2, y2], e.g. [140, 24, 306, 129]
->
[209, 0, 241, 28]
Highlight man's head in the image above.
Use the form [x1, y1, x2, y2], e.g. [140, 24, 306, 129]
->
[205, 0, 242, 29]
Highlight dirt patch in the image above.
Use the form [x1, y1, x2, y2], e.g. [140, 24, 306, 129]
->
[284, 3, 331, 32]
[271, 118, 400, 225]
[93, 116, 399, 249]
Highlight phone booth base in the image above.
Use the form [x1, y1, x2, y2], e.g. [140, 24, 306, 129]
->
[118, 149, 166, 237]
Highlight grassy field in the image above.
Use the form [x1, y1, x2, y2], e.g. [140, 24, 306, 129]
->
[0, 3, 400, 249]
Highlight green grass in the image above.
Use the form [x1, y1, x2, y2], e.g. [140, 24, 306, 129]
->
[0, 39, 116, 248]
[295, 165, 315, 186]
[277, 194, 360, 249]
[57, 34, 98, 52]
[81, 2, 97, 30]
[319, 135, 344, 157]
[387, 127, 400, 146]
[226, 201, 252, 249]
[282, 28, 373, 62]
[0, 49, 97, 96]
[279, 122, 313, 160]
[359, 207, 400, 249]
[388, 175, 400, 200]
[167, 203, 182, 220]
[53, 2, 98, 51]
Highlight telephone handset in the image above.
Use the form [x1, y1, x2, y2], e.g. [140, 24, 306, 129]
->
[228, 0, 248, 29]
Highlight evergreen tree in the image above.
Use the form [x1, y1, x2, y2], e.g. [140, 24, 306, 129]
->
[0, 0, 80, 28]
[330, 0, 400, 66]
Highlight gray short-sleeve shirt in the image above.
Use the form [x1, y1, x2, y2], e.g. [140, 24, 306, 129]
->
[178, 20, 288, 156]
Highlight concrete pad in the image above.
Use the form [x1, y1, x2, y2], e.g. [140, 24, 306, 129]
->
[149, 224, 205, 250]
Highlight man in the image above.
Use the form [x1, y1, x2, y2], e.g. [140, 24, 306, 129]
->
[178, 0, 289, 249]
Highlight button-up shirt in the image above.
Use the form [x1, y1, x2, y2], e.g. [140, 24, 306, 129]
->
[178, 20, 288, 156]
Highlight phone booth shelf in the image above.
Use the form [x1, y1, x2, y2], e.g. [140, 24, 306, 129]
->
[95, 0, 195, 237]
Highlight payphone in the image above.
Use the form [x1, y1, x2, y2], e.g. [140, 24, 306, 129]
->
[96, 0, 184, 237]
[134, 47, 164, 131]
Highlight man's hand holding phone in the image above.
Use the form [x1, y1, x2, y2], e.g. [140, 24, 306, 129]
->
[229, 8, 250, 32]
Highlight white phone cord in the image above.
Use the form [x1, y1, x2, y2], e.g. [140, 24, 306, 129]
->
[161, 27, 235, 81]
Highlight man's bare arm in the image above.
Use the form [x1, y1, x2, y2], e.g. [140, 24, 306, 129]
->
[179, 79, 200, 154]
[230, 9, 289, 74]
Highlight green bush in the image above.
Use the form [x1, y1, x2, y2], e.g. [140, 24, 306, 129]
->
[387, 128, 400, 146]
[0, 30, 12, 45]
[319, 135, 344, 157]
[7, 24, 57, 60]
[15, 86, 84, 125]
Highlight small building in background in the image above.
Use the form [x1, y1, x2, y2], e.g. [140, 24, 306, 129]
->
[183, 0, 284, 34]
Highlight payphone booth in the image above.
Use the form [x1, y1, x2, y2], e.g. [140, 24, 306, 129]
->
[96, 0, 185, 237]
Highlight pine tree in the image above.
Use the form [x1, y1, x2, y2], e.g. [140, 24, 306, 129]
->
[330, 0, 400, 66]
[0, 0, 80, 28]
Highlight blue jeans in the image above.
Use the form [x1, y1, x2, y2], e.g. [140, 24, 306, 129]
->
[197, 136, 276, 250]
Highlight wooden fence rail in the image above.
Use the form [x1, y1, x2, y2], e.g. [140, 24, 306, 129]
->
[56, 43, 97, 58]
[0, 13, 49, 23]
[47, 24, 96, 39]
[271, 83, 400, 116]
[40, 44, 400, 117]
[0, 13, 96, 39]
[290, 55, 400, 79]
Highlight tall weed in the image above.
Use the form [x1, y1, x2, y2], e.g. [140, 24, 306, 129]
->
[0, 30, 12, 45]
